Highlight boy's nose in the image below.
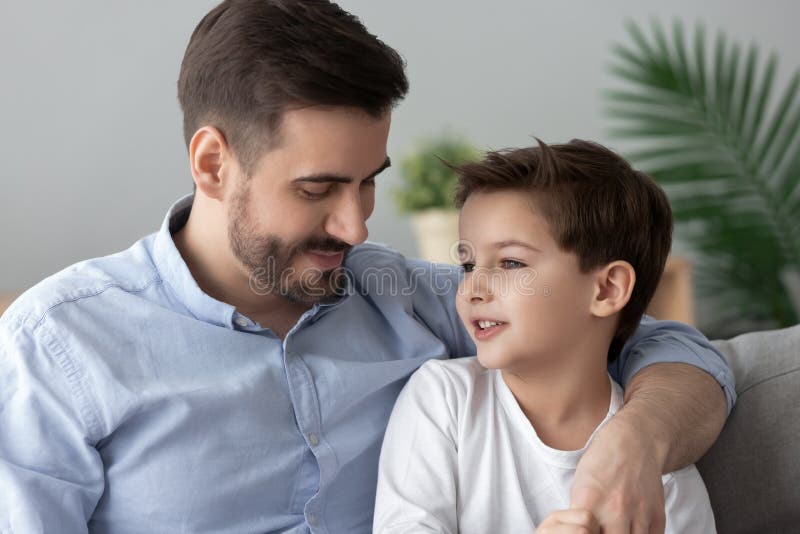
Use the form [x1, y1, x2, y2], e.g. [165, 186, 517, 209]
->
[467, 268, 494, 302]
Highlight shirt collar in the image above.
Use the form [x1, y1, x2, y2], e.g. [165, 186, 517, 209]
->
[151, 194, 353, 331]
[152, 194, 239, 329]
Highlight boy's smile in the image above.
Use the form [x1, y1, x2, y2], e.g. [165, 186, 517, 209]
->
[469, 319, 509, 340]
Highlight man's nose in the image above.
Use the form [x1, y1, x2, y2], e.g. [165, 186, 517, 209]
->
[324, 192, 369, 246]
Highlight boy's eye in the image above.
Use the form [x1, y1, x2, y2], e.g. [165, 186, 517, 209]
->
[361, 177, 376, 188]
[460, 262, 475, 273]
[500, 259, 525, 269]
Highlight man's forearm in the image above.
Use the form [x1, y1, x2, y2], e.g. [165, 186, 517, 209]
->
[618, 362, 728, 473]
[569, 362, 727, 530]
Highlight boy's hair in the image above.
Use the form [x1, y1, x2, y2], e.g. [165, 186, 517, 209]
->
[178, 0, 409, 174]
[454, 139, 673, 360]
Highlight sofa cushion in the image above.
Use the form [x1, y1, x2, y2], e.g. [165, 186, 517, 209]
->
[697, 325, 800, 533]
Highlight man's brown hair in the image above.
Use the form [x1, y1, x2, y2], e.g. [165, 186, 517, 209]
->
[178, 0, 409, 174]
[454, 139, 673, 360]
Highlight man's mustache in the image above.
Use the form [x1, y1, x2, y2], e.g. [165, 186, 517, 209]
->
[300, 237, 351, 254]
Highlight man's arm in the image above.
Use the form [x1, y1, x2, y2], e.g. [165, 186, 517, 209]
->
[622, 362, 728, 473]
[608, 317, 736, 413]
[572, 363, 726, 533]
[572, 317, 731, 534]
[0, 314, 104, 532]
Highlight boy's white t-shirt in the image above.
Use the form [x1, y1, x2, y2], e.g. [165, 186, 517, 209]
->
[374, 357, 716, 534]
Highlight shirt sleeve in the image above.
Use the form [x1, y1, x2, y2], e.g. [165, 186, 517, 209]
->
[607, 316, 737, 414]
[0, 315, 105, 533]
[373, 361, 459, 534]
[662, 465, 718, 533]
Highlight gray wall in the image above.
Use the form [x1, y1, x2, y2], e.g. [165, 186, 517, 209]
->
[1, 1, 798, 293]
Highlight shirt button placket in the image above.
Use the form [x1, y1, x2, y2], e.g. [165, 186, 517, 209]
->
[285, 337, 327, 532]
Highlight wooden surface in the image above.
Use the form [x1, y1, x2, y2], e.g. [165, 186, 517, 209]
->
[0, 294, 16, 317]
[646, 257, 695, 325]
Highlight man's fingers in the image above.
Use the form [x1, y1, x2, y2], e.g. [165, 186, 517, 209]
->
[598, 518, 630, 534]
[635, 495, 665, 534]
[630, 501, 661, 534]
[648, 523, 666, 534]
[569, 413, 670, 534]
[540, 509, 600, 532]
[570, 484, 602, 511]
[542, 526, 598, 534]
[647, 508, 666, 534]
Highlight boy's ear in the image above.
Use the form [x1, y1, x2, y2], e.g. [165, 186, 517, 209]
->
[189, 126, 237, 201]
[589, 261, 636, 318]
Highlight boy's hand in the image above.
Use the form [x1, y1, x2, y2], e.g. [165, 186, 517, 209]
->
[570, 412, 666, 534]
[536, 509, 600, 533]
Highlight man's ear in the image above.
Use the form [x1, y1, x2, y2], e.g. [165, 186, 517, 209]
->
[189, 126, 236, 201]
[589, 261, 636, 318]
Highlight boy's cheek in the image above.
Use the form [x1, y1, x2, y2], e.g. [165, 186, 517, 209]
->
[454, 289, 473, 334]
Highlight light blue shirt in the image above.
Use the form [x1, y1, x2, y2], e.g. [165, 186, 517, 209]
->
[0, 195, 735, 534]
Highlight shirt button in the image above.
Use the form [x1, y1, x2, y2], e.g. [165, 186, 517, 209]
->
[308, 433, 320, 447]
[235, 317, 249, 327]
[308, 513, 318, 526]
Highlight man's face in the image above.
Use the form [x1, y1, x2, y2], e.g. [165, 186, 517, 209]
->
[455, 190, 598, 374]
[226, 106, 391, 304]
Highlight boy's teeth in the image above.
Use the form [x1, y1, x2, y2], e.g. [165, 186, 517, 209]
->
[478, 320, 502, 329]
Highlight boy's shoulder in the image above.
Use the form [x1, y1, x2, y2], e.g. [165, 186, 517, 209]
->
[411, 356, 492, 401]
[397, 357, 495, 434]
[419, 355, 485, 380]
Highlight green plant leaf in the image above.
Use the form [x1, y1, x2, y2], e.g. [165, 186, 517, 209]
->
[744, 53, 778, 149]
[606, 20, 800, 334]
[392, 134, 479, 213]
[757, 71, 800, 173]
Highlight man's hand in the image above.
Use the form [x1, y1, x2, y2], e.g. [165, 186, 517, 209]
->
[536, 509, 600, 534]
[570, 413, 666, 534]
[570, 362, 727, 534]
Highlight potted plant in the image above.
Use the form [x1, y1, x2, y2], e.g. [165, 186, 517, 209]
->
[606, 20, 800, 337]
[394, 134, 479, 264]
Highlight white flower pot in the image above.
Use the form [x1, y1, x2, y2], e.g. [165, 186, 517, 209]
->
[409, 209, 460, 264]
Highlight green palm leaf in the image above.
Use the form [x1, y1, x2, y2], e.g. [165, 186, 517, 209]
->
[605, 20, 800, 337]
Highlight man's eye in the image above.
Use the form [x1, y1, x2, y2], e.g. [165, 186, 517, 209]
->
[361, 177, 376, 187]
[500, 259, 525, 269]
[299, 185, 334, 199]
[460, 262, 475, 273]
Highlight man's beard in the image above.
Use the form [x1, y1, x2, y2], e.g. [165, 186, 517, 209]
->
[228, 186, 351, 304]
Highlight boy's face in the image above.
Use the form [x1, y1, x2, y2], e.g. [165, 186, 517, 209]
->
[455, 190, 599, 374]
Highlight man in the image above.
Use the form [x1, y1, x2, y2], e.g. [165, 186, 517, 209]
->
[0, 1, 733, 533]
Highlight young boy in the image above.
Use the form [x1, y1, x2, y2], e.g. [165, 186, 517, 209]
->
[373, 140, 716, 533]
